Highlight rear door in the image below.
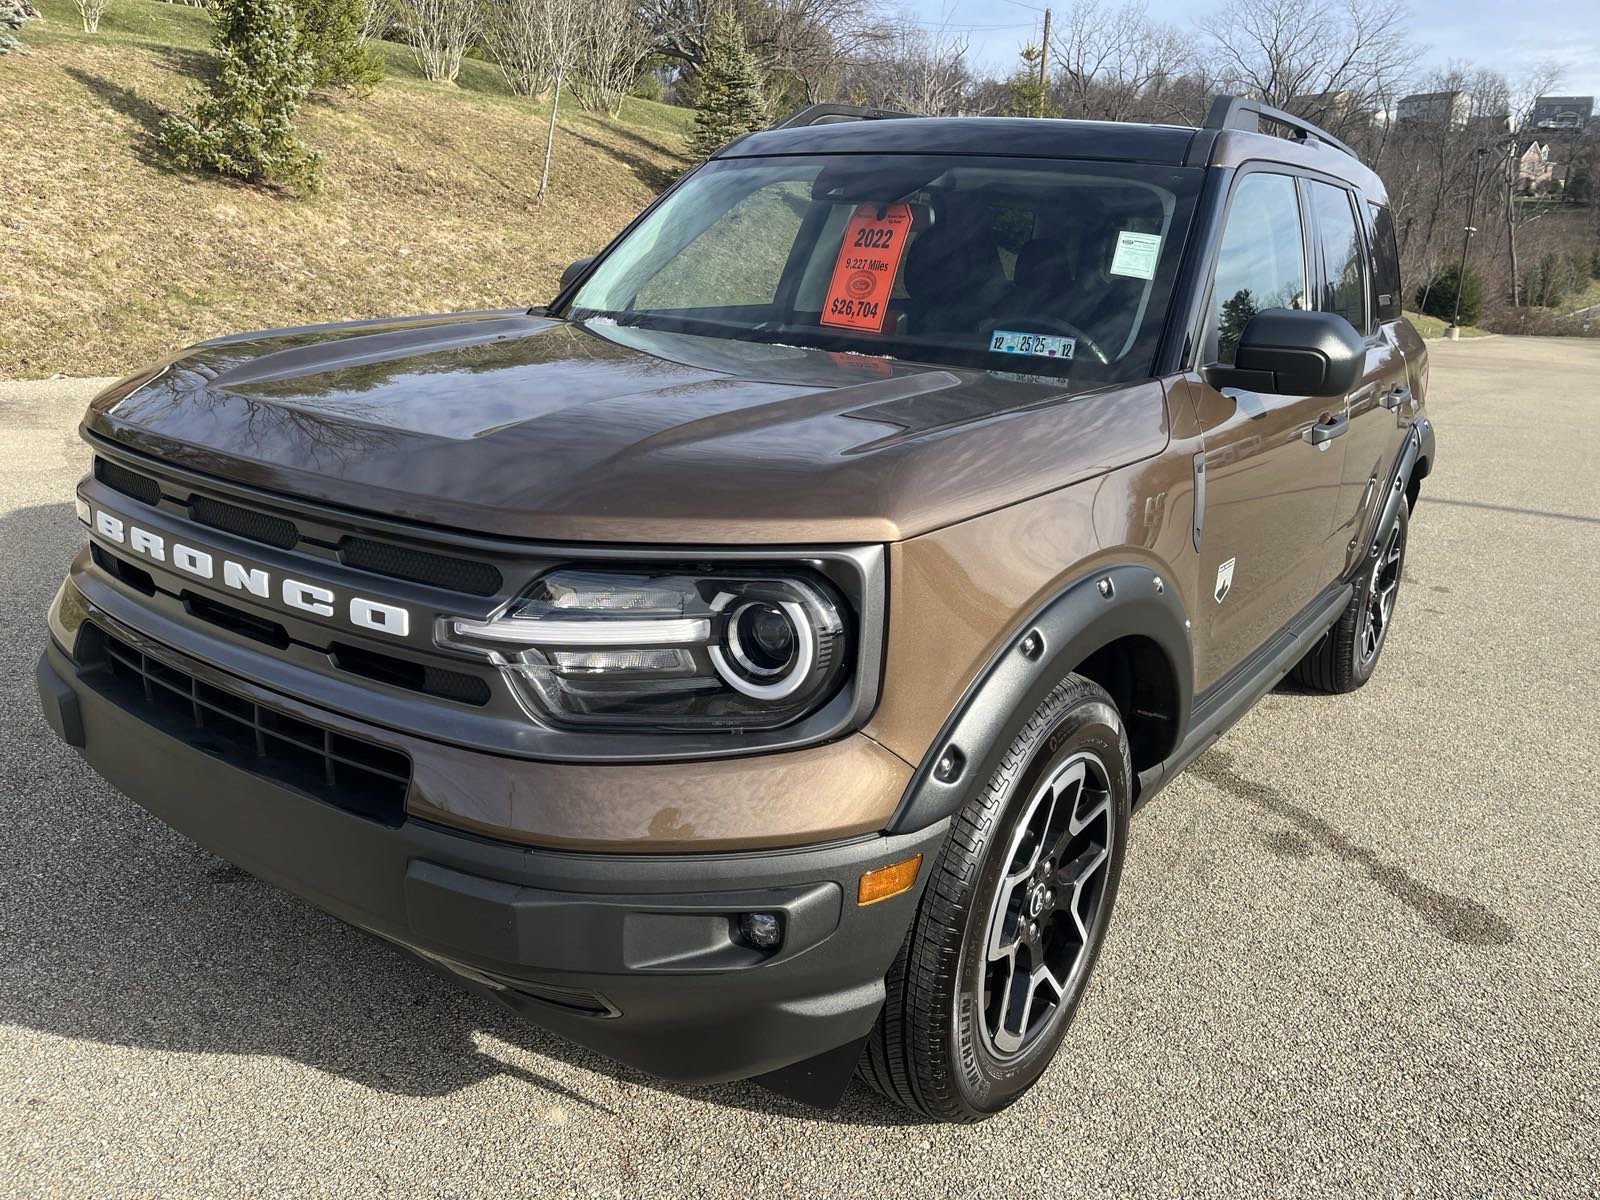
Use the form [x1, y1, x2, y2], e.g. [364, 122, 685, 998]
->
[1189, 169, 1349, 691]
[1304, 182, 1410, 579]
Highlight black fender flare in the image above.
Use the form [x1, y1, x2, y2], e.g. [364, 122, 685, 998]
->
[886, 563, 1193, 835]
[1355, 420, 1424, 582]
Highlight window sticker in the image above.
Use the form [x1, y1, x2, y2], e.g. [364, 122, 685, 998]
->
[988, 329, 1075, 359]
[1109, 230, 1162, 279]
[821, 203, 912, 333]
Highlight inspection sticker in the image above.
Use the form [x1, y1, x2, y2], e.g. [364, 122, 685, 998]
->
[821, 203, 913, 333]
[988, 329, 1075, 359]
[1109, 230, 1162, 279]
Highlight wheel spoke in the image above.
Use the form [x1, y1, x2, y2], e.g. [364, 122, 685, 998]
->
[977, 751, 1116, 1060]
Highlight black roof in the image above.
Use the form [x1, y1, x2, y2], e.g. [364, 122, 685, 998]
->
[720, 116, 1203, 165]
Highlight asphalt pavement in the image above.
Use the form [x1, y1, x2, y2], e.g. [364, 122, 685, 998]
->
[0, 339, 1596, 1198]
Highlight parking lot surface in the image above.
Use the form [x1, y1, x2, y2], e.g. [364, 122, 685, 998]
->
[1, 338, 1596, 1198]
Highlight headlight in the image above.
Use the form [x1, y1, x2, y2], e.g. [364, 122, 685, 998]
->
[439, 568, 851, 730]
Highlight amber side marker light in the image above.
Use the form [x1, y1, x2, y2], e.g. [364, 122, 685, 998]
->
[857, 854, 923, 906]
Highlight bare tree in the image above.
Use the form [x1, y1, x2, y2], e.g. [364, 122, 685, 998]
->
[481, 0, 554, 97]
[1499, 63, 1565, 307]
[570, 0, 653, 115]
[842, 15, 971, 115]
[1050, 0, 1189, 122]
[1197, 0, 1409, 138]
[641, 0, 886, 108]
[74, 0, 112, 32]
[535, 0, 583, 202]
[356, 0, 393, 44]
[394, 0, 480, 83]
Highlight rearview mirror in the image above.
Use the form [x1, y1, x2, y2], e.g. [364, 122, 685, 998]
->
[559, 256, 594, 292]
[1203, 309, 1364, 396]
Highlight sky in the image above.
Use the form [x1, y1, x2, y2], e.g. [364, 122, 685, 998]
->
[921, 0, 1600, 101]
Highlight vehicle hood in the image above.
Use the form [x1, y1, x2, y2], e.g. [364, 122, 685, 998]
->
[86, 310, 1171, 544]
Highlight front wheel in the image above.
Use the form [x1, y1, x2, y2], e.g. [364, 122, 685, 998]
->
[860, 675, 1132, 1122]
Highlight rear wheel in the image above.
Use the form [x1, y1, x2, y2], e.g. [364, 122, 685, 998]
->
[860, 675, 1131, 1122]
[1290, 498, 1409, 694]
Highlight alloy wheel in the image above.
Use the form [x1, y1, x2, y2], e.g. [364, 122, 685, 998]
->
[977, 751, 1114, 1059]
[1360, 521, 1404, 664]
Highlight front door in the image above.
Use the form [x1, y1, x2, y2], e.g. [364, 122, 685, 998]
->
[1305, 181, 1410, 577]
[1190, 170, 1348, 691]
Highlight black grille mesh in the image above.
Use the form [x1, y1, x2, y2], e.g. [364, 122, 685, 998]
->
[95, 457, 161, 506]
[189, 494, 300, 550]
[83, 626, 410, 825]
[340, 538, 502, 596]
[93, 457, 503, 597]
[329, 641, 492, 706]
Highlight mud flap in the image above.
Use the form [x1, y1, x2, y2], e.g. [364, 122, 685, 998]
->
[753, 1032, 872, 1108]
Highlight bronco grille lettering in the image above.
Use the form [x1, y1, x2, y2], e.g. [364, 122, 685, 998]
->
[89, 505, 411, 638]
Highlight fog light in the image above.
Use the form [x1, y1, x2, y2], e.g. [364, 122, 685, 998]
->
[738, 911, 783, 950]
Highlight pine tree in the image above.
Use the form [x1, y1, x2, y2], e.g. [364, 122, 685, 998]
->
[160, 0, 323, 195]
[1002, 44, 1053, 118]
[1, 1, 38, 56]
[292, 0, 382, 94]
[687, 10, 766, 161]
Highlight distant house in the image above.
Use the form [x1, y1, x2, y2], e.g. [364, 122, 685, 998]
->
[1530, 96, 1594, 130]
[1287, 89, 1377, 131]
[1396, 90, 1472, 129]
[1518, 141, 1557, 193]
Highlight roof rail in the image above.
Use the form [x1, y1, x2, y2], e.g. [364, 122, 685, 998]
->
[1203, 95, 1361, 161]
[774, 103, 920, 129]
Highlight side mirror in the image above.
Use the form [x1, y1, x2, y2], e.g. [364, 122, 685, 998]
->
[559, 256, 593, 292]
[1203, 309, 1365, 396]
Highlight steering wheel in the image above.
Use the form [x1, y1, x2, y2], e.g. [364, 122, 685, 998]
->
[1003, 317, 1113, 366]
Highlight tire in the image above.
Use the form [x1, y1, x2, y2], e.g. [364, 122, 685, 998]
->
[1289, 497, 1409, 694]
[860, 674, 1132, 1122]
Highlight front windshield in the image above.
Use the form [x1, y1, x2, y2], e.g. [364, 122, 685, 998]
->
[564, 153, 1201, 381]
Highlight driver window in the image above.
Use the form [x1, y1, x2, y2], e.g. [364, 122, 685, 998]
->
[1209, 173, 1307, 363]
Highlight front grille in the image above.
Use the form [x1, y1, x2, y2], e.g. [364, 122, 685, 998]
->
[95, 457, 161, 507]
[339, 537, 503, 597]
[94, 455, 507, 597]
[80, 625, 410, 826]
[329, 641, 492, 706]
[189, 494, 300, 550]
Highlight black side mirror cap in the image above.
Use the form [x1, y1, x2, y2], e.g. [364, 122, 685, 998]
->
[1202, 309, 1365, 396]
[559, 256, 594, 293]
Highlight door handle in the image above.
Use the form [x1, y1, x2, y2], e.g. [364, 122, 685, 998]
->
[1306, 414, 1349, 445]
[1380, 386, 1411, 412]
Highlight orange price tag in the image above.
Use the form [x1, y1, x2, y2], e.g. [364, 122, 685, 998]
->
[820, 203, 912, 333]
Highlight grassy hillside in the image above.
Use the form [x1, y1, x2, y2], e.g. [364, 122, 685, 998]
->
[0, 0, 693, 378]
[1403, 310, 1491, 338]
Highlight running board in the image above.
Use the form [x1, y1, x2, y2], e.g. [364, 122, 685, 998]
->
[1136, 582, 1352, 805]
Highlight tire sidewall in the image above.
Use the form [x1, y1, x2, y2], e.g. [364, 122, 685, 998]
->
[947, 690, 1132, 1115]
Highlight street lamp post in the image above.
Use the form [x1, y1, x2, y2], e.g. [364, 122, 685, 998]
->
[1447, 146, 1489, 339]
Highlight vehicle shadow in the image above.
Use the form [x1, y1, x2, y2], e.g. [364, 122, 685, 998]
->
[0, 501, 919, 1128]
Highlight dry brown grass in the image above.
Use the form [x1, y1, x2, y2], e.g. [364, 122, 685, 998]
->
[0, 5, 691, 378]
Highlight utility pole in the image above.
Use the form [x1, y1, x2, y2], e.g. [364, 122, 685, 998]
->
[1037, 8, 1051, 118]
[1447, 145, 1489, 338]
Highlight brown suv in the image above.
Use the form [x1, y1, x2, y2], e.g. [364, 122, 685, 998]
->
[37, 96, 1434, 1122]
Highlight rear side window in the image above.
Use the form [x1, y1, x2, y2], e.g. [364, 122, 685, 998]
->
[1209, 172, 1307, 363]
[1307, 182, 1370, 335]
[1368, 203, 1403, 322]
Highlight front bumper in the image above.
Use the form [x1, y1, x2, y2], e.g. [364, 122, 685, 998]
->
[37, 624, 945, 1097]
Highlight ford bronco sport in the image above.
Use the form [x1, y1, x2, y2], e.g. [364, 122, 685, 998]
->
[38, 96, 1434, 1122]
